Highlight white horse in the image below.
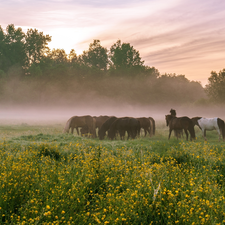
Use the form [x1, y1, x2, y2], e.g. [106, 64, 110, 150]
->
[192, 117, 225, 141]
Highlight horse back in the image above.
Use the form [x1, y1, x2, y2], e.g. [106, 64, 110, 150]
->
[198, 117, 218, 130]
[170, 117, 192, 129]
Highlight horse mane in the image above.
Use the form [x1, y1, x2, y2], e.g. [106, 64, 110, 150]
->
[63, 117, 73, 133]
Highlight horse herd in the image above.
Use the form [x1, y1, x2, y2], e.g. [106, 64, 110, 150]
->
[63, 109, 225, 141]
[63, 115, 155, 140]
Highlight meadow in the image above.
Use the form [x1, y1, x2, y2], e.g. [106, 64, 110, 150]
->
[0, 121, 225, 224]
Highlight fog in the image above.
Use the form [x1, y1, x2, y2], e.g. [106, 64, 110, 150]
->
[0, 74, 224, 126]
[1, 103, 224, 126]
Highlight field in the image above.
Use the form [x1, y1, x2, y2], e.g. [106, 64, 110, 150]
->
[1, 121, 225, 225]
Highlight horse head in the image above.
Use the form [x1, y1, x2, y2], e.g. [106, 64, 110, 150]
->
[165, 115, 172, 126]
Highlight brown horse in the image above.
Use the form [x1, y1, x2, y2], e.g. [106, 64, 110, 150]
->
[63, 115, 96, 137]
[136, 117, 151, 137]
[108, 117, 140, 140]
[98, 116, 118, 140]
[94, 115, 110, 137]
[169, 109, 183, 138]
[165, 114, 195, 141]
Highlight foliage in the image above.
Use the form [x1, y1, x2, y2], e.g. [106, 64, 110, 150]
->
[0, 24, 51, 73]
[25, 28, 51, 65]
[109, 39, 144, 69]
[205, 69, 225, 103]
[80, 40, 108, 71]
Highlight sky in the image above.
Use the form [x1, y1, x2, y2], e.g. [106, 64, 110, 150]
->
[1, 0, 225, 86]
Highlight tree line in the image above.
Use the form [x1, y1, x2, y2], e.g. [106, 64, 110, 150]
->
[0, 24, 224, 105]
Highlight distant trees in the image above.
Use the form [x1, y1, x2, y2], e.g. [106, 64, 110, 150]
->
[205, 69, 225, 103]
[0, 24, 159, 79]
[0, 23, 209, 106]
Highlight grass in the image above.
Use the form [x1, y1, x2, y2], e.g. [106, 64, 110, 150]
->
[0, 122, 225, 224]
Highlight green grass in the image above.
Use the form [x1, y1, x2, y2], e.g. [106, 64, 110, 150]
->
[0, 122, 225, 224]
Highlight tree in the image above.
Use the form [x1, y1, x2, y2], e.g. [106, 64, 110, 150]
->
[80, 40, 108, 70]
[109, 40, 144, 70]
[1, 24, 27, 72]
[0, 26, 6, 71]
[49, 48, 68, 65]
[68, 49, 78, 64]
[25, 28, 51, 65]
[205, 69, 225, 102]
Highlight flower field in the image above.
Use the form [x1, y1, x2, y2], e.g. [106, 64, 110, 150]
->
[0, 123, 225, 224]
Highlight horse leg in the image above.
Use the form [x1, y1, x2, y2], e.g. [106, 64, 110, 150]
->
[147, 127, 151, 137]
[202, 129, 207, 141]
[216, 128, 221, 141]
[168, 129, 172, 140]
[184, 129, 188, 141]
[71, 127, 74, 134]
[144, 129, 147, 137]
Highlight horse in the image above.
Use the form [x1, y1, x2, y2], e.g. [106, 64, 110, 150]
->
[148, 117, 156, 136]
[98, 116, 118, 140]
[108, 117, 140, 140]
[169, 109, 183, 138]
[63, 115, 96, 137]
[165, 114, 195, 141]
[136, 117, 151, 137]
[93, 115, 110, 137]
[192, 117, 225, 141]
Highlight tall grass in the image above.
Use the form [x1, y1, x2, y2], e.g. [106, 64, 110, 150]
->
[0, 123, 225, 224]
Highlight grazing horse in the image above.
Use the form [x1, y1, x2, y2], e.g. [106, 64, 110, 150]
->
[108, 117, 140, 140]
[94, 115, 110, 137]
[165, 114, 195, 141]
[98, 116, 118, 140]
[63, 115, 96, 137]
[192, 117, 225, 141]
[136, 117, 151, 137]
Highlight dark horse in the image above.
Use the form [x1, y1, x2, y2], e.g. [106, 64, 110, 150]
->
[165, 114, 195, 141]
[136, 117, 151, 137]
[108, 117, 140, 140]
[98, 116, 118, 140]
[93, 115, 110, 137]
[169, 109, 183, 138]
[63, 115, 96, 137]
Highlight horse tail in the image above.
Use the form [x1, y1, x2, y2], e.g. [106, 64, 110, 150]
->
[219, 118, 225, 141]
[63, 117, 72, 133]
[149, 117, 155, 135]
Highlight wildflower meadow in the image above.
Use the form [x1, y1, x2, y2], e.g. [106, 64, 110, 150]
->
[0, 122, 225, 224]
